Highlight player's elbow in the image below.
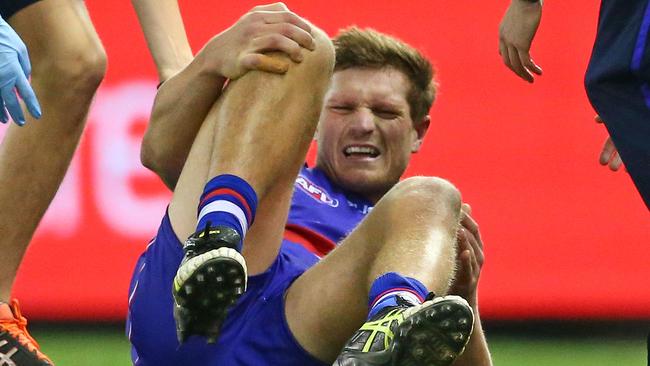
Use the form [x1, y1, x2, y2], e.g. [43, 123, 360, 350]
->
[139, 136, 158, 172]
[140, 136, 160, 173]
[140, 135, 181, 190]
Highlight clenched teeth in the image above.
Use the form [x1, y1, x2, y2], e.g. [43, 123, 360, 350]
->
[344, 146, 379, 157]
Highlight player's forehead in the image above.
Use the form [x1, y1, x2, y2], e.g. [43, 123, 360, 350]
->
[327, 67, 411, 106]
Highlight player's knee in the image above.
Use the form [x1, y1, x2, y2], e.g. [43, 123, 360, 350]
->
[306, 26, 335, 74]
[42, 41, 107, 94]
[391, 176, 462, 212]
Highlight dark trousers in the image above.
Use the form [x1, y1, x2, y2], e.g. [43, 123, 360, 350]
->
[585, 0, 650, 210]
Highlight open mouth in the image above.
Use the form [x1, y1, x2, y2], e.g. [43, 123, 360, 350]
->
[343, 145, 380, 158]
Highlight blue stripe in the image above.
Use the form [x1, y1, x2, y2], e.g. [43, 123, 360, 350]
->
[632, 0, 650, 110]
[632, 0, 650, 72]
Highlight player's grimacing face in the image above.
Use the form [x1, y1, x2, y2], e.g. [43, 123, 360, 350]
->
[315, 67, 427, 203]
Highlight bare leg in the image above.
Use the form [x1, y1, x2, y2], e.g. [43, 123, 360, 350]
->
[0, 0, 106, 301]
[168, 29, 335, 275]
[286, 176, 462, 362]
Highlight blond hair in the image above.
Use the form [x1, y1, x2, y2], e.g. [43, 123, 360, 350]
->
[333, 27, 437, 122]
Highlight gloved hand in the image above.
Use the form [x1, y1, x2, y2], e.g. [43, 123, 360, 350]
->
[0, 16, 40, 126]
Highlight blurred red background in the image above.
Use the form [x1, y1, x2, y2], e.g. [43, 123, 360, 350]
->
[6, 0, 649, 321]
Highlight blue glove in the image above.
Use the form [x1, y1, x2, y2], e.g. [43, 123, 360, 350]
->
[0, 16, 41, 126]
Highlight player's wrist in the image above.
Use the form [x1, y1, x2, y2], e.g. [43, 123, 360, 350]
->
[194, 50, 227, 81]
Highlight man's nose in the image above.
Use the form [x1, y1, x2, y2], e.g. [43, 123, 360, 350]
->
[349, 108, 375, 134]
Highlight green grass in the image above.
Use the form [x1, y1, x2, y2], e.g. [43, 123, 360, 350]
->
[35, 326, 131, 366]
[490, 335, 647, 366]
[30, 325, 648, 365]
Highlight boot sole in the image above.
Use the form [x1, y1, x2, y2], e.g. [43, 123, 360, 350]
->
[173, 248, 247, 342]
[391, 295, 474, 366]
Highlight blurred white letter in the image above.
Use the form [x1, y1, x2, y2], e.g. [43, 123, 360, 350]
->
[91, 81, 169, 237]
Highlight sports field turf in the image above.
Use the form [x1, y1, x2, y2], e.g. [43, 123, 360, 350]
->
[32, 324, 647, 366]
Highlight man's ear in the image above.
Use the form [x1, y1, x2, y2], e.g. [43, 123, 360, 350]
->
[411, 115, 430, 153]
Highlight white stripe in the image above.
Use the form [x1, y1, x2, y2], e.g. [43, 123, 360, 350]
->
[128, 262, 147, 305]
[197, 200, 248, 236]
[373, 291, 422, 307]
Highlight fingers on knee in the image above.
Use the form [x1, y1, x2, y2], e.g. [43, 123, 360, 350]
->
[271, 25, 333, 78]
[393, 176, 462, 211]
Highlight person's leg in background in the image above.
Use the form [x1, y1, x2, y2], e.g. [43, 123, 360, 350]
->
[0, 0, 106, 364]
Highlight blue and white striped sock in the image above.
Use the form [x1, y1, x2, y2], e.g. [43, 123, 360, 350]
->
[367, 272, 429, 319]
[196, 174, 258, 252]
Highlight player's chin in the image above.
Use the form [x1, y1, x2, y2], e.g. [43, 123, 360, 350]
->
[342, 173, 393, 196]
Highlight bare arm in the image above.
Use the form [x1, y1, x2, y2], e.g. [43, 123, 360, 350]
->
[141, 4, 317, 189]
[132, 0, 193, 82]
[498, 0, 544, 83]
[140, 54, 225, 190]
[448, 204, 493, 365]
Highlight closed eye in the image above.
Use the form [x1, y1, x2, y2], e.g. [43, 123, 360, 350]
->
[373, 109, 400, 120]
[329, 105, 354, 113]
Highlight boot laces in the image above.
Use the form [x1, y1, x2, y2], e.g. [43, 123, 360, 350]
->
[0, 300, 51, 363]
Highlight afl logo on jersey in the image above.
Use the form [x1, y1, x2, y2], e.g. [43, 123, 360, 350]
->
[295, 176, 339, 207]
